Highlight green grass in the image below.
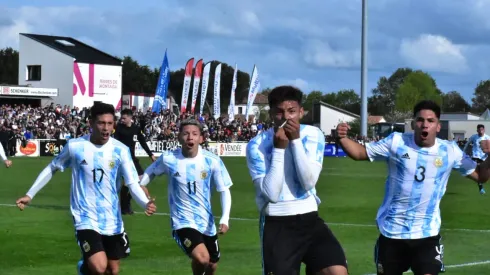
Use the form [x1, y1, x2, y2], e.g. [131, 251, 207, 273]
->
[1, 157, 490, 274]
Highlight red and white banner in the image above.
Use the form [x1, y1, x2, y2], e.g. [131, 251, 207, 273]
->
[180, 58, 194, 114]
[191, 59, 203, 114]
[15, 140, 40, 157]
[213, 64, 222, 119]
[228, 63, 237, 120]
[199, 62, 211, 116]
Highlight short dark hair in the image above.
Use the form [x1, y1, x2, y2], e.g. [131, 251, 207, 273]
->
[478, 124, 485, 129]
[268, 85, 303, 108]
[413, 100, 441, 119]
[121, 109, 133, 116]
[179, 119, 203, 134]
[90, 102, 115, 120]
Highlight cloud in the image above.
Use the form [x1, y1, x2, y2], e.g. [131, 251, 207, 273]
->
[303, 39, 360, 68]
[399, 34, 469, 74]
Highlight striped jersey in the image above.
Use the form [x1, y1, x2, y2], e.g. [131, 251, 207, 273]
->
[465, 133, 490, 160]
[50, 135, 139, 235]
[246, 125, 325, 211]
[145, 147, 233, 236]
[366, 132, 476, 239]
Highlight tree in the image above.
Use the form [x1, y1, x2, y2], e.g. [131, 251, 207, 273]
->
[321, 89, 360, 115]
[395, 71, 442, 113]
[371, 68, 413, 118]
[303, 91, 323, 111]
[0, 47, 19, 84]
[471, 80, 490, 114]
[442, 91, 470, 112]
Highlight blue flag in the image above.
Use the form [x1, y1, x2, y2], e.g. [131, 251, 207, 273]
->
[152, 50, 170, 113]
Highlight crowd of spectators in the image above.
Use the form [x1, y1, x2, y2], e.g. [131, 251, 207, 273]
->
[0, 103, 273, 156]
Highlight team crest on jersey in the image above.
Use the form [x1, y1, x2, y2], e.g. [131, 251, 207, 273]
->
[200, 170, 208, 179]
[434, 157, 443, 168]
[184, 238, 192, 248]
[109, 160, 115, 169]
[82, 241, 90, 252]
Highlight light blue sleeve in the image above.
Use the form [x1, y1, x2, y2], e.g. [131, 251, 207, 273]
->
[452, 141, 477, 176]
[50, 142, 72, 171]
[213, 158, 233, 192]
[365, 133, 395, 161]
[246, 139, 266, 181]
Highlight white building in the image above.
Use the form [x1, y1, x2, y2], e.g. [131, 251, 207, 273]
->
[18, 33, 123, 109]
[311, 101, 359, 135]
[233, 93, 269, 121]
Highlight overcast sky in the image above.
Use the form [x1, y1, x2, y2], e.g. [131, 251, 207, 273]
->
[2, 0, 490, 101]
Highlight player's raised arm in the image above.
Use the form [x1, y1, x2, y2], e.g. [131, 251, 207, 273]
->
[139, 154, 168, 187]
[212, 158, 233, 234]
[287, 124, 324, 191]
[0, 142, 11, 168]
[120, 147, 155, 215]
[246, 133, 287, 203]
[16, 142, 72, 210]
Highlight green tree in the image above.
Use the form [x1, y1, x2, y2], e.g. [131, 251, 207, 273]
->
[303, 90, 323, 111]
[395, 71, 442, 113]
[0, 47, 19, 84]
[471, 80, 490, 114]
[371, 68, 413, 117]
[442, 91, 470, 112]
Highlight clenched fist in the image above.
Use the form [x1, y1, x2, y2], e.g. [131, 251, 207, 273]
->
[336, 123, 351, 139]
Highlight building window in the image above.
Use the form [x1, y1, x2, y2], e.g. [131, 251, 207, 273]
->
[26, 65, 42, 81]
[238, 107, 243, 114]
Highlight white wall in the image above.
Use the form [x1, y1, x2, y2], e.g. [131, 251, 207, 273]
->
[18, 35, 73, 106]
[233, 104, 269, 117]
[440, 113, 481, 121]
[449, 121, 490, 140]
[73, 63, 122, 109]
[319, 105, 357, 135]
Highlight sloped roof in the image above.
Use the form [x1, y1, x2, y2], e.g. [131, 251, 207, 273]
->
[20, 33, 122, 66]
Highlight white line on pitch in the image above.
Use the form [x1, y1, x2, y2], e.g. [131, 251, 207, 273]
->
[1, 203, 489, 233]
[362, 259, 490, 275]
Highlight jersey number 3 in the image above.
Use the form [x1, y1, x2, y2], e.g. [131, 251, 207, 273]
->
[414, 166, 426, 182]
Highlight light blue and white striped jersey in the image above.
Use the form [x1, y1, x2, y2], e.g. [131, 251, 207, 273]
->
[465, 133, 490, 160]
[145, 147, 233, 236]
[246, 125, 325, 211]
[366, 132, 477, 239]
[50, 135, 139, 235]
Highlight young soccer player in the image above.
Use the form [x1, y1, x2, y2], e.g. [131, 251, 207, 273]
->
[337, 100, 490, 275]
[140, 118, 232, 275]
[246, 86, 348, 275]
[462, 124, 490, 194]
[15, 102, 157, 275]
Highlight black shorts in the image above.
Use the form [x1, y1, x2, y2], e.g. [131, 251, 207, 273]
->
[173, 228, 220, 263]
[472, 158, 484, 165]
[260, 211, 348, 274]
[76, 229, 130, 261]
[374, 234, 443, 275]
[132, 158, 144, 175]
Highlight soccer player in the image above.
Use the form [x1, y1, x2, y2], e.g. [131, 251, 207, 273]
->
[245, 86, 348, 275]
[336, 100, 490, 275]
[0, 141, 12, 168]
[462, 124, 490, 194]
[15, 102, 157, 275]
[140, 118, 232, 275]
[113, 108, 156, 215]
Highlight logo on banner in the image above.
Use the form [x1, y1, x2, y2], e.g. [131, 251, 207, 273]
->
[219, 143, 244, 156]
[44, 142, 62, 156]
[20, 141, 37, 155]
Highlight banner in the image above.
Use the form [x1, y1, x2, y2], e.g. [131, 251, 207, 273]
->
[190, 59, 203, 114]
[218, 142, 246, 157]
[228, 63, 237, 120]
[180, 58, 195, 114]
[199, 62, 211, 116]
[323, 143, 347, 157]
[213, 64, 222, 119]
[40, 140, 67, 156]
[0, 86, 58, 97]
[15, 140, 40, 157]
[135, 140, 182, 157]
[245, 65, 260, 119]
[152, 50, 170, 113]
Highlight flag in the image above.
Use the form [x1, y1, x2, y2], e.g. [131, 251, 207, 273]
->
[151, 50, 170, 113]
[180, 58, 194, 114]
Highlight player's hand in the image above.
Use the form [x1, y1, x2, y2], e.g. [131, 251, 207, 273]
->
[16, 195, 32, 211]
[219, 224, 229, 235]
[480, 140, 490, 153]
[274, 127, 289, 149]
[336, 123, 350, 139]
[145, 199, 156, 216]
[4, 160, 12, 168]
[150, 155, 157, 162]
[283, 119, 300, 140]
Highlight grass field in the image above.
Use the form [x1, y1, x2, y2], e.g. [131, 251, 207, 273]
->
[1, 156, 490, 274]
